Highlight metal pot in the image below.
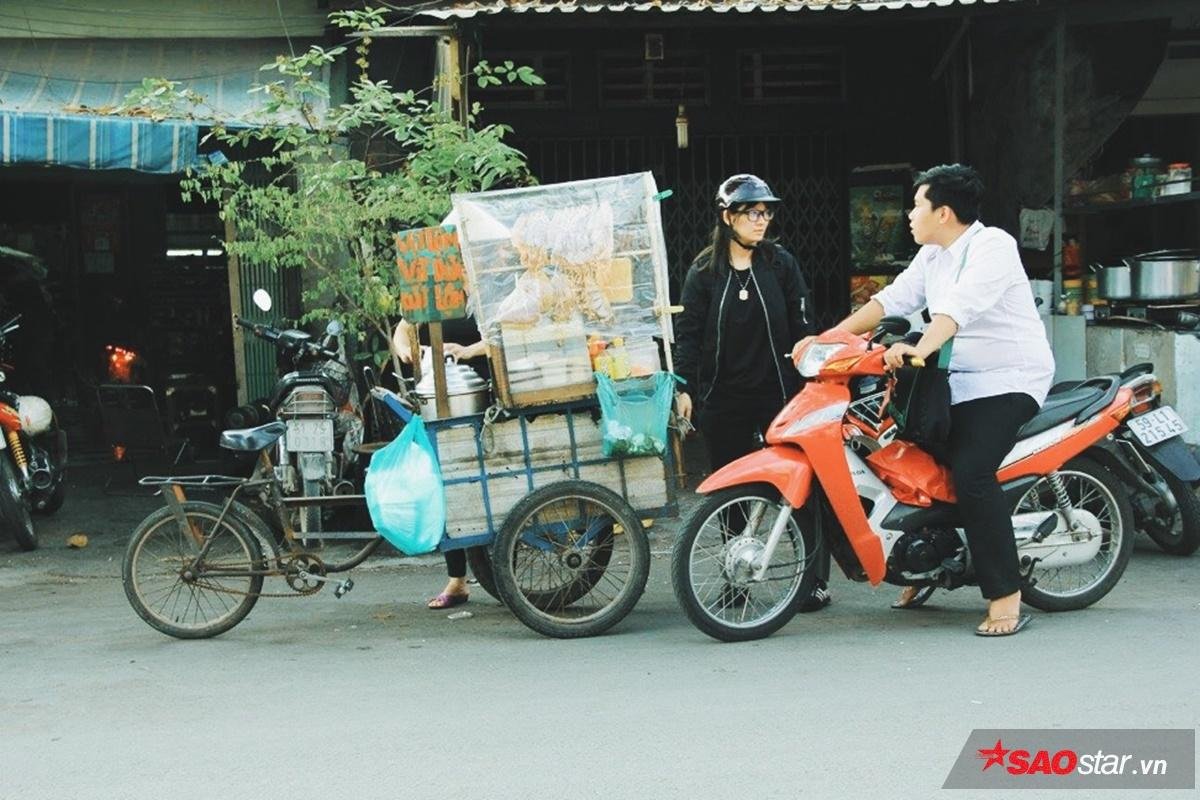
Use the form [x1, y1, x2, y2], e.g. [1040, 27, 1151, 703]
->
[414, 358, 490, 420]
[1123, 250, 1200, 301]
[1089, 262, 1132, 300]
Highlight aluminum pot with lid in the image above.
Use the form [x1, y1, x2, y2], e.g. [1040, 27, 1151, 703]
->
[414, 357, 490, 420]
[1122, 249, 1200, 301]
[1089, 262, 1132, 300]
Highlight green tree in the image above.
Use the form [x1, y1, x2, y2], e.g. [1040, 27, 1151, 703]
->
[122, 6, 540, 371]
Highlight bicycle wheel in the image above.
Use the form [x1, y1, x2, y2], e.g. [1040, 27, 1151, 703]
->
[123, 501, 263, 639]
[492, 480, 649, 639]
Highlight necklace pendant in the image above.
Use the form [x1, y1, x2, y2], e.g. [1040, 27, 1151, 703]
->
[738, 288, 749, 301]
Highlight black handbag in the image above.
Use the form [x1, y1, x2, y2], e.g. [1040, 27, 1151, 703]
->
[886, 341, 953, 451]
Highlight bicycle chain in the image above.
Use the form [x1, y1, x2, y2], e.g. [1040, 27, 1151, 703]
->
[185, 553, 330, 599]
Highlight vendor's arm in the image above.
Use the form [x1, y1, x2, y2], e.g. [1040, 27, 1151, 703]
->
[391, 319, 415, 364]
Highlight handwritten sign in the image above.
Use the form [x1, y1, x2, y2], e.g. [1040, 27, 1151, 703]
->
[394, 225, 468, 323]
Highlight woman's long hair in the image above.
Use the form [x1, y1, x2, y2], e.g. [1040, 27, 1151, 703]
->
[695, 203, 778, 273]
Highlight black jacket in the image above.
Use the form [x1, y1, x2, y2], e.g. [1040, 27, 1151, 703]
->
[674, 242, 814, 405]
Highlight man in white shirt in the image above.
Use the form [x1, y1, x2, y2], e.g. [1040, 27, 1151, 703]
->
[831, 164, 1052, 637]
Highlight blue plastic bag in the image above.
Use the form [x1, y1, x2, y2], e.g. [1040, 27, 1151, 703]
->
[595, 371, 679, 458]
[364, 416, 445, 555]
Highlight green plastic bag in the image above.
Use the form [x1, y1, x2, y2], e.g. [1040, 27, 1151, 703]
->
[364, 415, 445, 555]
[595, 371, 679, 458]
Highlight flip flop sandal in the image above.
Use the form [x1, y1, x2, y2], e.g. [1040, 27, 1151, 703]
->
[891, 586, 936, 609]
[427, 592, 469, 610]
[974, 613, 1032, 637]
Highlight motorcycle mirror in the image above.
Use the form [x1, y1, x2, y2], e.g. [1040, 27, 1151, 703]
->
[325, 320, 344, 336]
[251, 289, 273, 312]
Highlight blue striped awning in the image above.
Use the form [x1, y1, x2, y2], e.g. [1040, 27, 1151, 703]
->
[0, 110, 199, 173]
[0, 38, 327, 173]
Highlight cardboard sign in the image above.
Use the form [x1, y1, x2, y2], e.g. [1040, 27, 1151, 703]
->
[393, 225, 468, 323]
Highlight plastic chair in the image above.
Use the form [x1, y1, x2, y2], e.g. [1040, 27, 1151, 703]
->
[96, 384, 189, 493]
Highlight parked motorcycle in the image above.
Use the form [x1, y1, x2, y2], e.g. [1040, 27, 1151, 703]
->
[672, 317, 1140, 642]
[229, 291, 363, 536]
[1049, 364, 1200, 556]
[0, 315, 68, 550]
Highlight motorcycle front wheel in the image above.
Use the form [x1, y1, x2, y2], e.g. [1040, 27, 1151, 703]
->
[0, 456, 37, 550]
[1015, 457, 1134, 612]
[671, 484, 817, 642]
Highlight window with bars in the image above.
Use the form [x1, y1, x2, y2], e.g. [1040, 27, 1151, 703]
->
[739, 48, 846, 104]
[475, 52, 571, 109]
[599, 51, 709, 107]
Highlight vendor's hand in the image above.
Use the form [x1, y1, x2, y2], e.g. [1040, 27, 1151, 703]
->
[676, 391, 693, 423]
[790, 336, 816, 366]
[443, 341, 485, 361]
[884, 342, 922, 371]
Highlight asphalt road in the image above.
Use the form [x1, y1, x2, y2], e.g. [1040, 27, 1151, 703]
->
[0, 465, 1197, 800]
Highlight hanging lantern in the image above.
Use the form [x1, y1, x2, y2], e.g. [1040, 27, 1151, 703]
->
[675, 104, 689, 150]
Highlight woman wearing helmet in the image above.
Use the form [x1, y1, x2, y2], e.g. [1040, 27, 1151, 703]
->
[674, 174, 830, 612]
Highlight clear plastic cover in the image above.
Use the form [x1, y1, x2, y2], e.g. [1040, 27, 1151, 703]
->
[451, 172, 673, 353]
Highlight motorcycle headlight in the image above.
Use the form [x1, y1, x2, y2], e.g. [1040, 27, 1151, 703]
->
[797, 343, 845, 378]
[782, 401, 849, 437]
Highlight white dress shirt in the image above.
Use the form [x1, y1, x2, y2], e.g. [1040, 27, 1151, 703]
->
[873, 221, 1055, 406]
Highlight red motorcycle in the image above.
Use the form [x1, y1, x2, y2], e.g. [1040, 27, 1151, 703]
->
[672, 318, 1138, 642]
[1, 315, 67, 551]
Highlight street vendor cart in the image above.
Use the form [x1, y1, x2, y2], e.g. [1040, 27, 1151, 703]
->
[121, 173, 681, 640]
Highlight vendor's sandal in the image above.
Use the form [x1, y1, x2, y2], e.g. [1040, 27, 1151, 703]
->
[974, 613, 1032, 637]
[891, 586, 936, 609]
[427, 592, 469, 610]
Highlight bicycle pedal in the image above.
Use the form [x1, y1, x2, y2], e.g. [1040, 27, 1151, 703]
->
[334, 579, 354, 598]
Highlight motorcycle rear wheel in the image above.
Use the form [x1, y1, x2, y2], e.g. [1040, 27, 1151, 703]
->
[0, 456, 37, 550]
[1016, 457, 1134, 612]
[672, 484, 817, 642]
[1140, 469, 1200, 557]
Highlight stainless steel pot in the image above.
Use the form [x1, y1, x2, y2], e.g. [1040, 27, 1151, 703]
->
[1123, 250, 1200, 301]
[414, 358, 490, 420]
[1090, 262, 1132, 300]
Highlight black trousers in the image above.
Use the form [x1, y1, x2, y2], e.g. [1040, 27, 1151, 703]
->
[946, 393, 1039, 600]
[445, 549, 466, 579]
[699, 396, 830, 583]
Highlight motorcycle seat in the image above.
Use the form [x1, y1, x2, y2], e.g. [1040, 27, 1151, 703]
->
[1017, 377, 1119, 439]
[220, 421, 287, 452]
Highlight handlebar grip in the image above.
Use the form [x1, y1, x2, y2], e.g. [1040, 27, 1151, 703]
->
[907, 355, 926, 368]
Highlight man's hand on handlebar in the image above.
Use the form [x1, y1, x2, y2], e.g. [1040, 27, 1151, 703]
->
[883, 342, 924, 371]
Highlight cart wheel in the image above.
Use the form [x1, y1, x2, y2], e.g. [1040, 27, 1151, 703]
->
[466, 546, 503, 604]
[492, 480, 649, 639]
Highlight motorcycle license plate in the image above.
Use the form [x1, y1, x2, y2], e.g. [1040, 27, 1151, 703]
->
[285, 419, 334, 453]
[1128, 406, 1188, 447]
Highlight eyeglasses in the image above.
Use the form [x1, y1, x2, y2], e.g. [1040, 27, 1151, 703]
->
[738, 208, 775, 223]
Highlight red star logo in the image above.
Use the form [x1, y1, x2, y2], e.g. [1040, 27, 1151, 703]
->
[978, 739, 1010, 771]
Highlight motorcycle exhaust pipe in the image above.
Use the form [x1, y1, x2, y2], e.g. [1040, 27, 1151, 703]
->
[29, 466, 54, 491]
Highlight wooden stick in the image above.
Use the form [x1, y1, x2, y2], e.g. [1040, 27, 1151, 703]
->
[429, 321, 451, 419]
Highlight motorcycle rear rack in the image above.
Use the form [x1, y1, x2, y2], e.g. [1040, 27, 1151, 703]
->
[138, 474, 249, 488]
